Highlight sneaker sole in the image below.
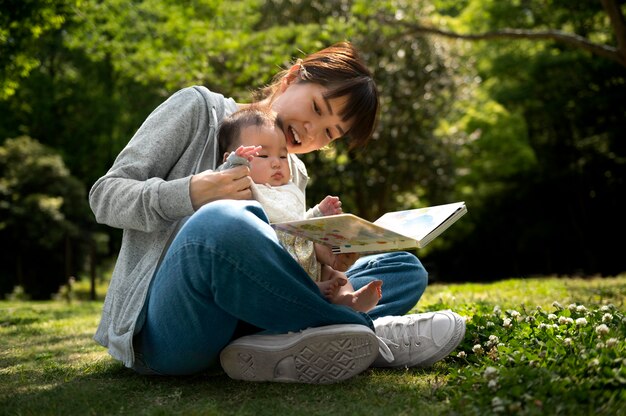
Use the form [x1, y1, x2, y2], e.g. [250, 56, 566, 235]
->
[220, 324, 378, 384]
[418, 311, 466, 367]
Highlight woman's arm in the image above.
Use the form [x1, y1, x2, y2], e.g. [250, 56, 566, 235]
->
[89, 88, 215, 232]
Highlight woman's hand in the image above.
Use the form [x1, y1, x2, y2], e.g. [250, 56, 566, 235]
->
[190, 165, 254, 210]
[315, 243, 360, 272]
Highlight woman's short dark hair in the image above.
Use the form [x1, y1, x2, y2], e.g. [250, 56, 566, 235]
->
[258, 41, 379, 150]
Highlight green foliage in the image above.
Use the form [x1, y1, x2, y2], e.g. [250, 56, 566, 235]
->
[1, 0, 624, 290]
[443, 302, 626, 414]
[421, 0, 626, 280]
[0, 136, 92, 299]
[4, 284, 30, 301]
[0, 0, 76, 98]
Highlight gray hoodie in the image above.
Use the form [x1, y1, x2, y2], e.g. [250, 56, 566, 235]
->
[89, 86, 310, 367]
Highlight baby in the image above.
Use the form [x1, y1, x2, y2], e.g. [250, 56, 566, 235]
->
[217, 105, 382, 312]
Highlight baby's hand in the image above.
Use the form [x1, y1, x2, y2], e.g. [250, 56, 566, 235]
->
[318, 195, 342, 216]
[234, 145, 262, 162]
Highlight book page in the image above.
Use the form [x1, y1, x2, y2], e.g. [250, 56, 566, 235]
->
[373, 202, 466, 241]
[272, 201, 466, 253]
[272, 214, 416, 251]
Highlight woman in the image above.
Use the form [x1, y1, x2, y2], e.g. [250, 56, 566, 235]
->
[89, 41, 465, 383]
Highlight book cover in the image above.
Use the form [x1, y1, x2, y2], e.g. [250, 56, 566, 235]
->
[271, 201, 467, 254]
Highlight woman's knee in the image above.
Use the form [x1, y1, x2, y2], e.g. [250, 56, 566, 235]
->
[402, 252, 428, 287]
[180, 200, 273, 252]
[188, 200, 267, 235]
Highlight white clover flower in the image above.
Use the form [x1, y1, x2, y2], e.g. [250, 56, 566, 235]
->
[606, 338, 618, 347]
[552, 324, 560, 329]
[602, 313, 613, 323]
[492, 397, 505, 413]
[568, 303, 577, 311]
[576, 317, 588, 326]
[457, 351, 467, 358]
[525, 316, 536, 323]
[536, 305, 543, 311]
[548, 313, 557, 320]
[558, 316, 571, 325]
[596, 342, 605, 349]
[488, 379, 499, 390]
[564, 337, 573, 346]
[539, 323, 549, 330]
[600, 305, 611, 312]
[589, 358, 600, 367]
[484, 366, 498, 379]
[503, 318, 512, 329]
[552, 301, 563, 309]
[473, 344, 484, 354]
[509, 310, 521, 318]
[595, 324, 609, 335]
[489, 335, 499, 343]
[487, 321, 495, 328]
[576, 305, 588, 313]
[493, 305, 502, 314]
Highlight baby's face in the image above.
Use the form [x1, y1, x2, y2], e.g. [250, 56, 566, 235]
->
[239, 123, 290, 186]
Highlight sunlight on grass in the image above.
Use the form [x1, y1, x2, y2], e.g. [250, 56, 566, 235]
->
[1, 274, 625, 415]
[416, 275, 625, 315]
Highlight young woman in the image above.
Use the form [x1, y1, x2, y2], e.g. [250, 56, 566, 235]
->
[89, 41, 465, 383]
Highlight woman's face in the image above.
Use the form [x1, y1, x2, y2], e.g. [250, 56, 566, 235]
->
[271, 81, 351, 154]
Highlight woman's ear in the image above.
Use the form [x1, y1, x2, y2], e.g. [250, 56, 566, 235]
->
[280, 64, 301, 92]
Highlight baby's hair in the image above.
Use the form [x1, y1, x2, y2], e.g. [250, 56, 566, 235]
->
[217, 105, 277, 157]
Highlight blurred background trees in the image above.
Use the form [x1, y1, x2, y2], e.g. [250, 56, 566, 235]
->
[1, 0, 624, 298]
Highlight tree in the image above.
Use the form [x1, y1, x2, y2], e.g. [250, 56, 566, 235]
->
[0, 136, 92, 299]
[0, 0, 77, 98]
[386, 0, 626, 279]
[2, 0, 623, 285]
[376, 0, 626, 68]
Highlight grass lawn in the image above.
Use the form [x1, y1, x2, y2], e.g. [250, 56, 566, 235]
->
[1, 275, 625, 415]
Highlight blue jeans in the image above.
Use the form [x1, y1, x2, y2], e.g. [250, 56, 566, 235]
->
[135, 200, 428, 375]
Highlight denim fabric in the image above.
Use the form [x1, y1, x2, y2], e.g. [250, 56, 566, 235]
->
[135, 200, 428, 375]
[135, 200, 381, 375]
[346, 251, 428, 320]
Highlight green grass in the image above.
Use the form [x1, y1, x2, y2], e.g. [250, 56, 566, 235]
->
[1, 275, 625, 415]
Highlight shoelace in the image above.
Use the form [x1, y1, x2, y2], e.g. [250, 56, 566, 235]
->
[377, 316, 418, 351]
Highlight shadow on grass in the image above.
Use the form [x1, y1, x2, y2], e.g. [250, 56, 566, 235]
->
[0, 360, 454, 416]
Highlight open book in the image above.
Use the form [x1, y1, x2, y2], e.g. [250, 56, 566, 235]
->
[271, 201, 467, 254]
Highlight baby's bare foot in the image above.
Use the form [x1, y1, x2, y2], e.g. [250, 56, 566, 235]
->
[348, 280, 383, 313]
[317, 274, 348, 299]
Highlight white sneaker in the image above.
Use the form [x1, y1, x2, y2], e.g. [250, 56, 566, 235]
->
[372, 310, 466, 368]
[220, 324, 380, 384]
